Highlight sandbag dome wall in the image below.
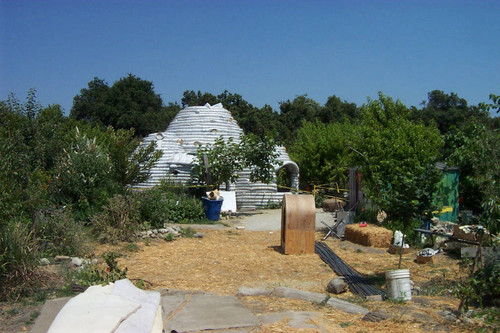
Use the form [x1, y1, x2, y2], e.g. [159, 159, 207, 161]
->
[133, 103, 298, 209]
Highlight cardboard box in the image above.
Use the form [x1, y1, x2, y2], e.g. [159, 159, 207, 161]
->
[453, 225, 478, 241]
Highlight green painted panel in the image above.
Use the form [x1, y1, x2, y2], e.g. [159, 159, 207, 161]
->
[434, 170, 459, 221]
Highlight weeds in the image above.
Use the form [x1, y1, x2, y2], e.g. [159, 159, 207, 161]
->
[455, 248, 500, 312]
[164, 233, 175, 242]
[122, 242, 140, 252]
[263, 200, 282, 209]
[6, 308, 20, 317]
[475, 308, 500, 330]
[33, 207, 90, 257]
[180, 227, 197, 238]
[92, 194, 139, 243]
[30, 311, 40, 320]
[64, 252, 127, 288]
[419, 276, 456, 296]
[0, 219, 41, 302]
[343, 295, 369, 305]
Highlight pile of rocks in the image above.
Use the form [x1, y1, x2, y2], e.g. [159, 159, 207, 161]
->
[38, 255, 98, 268]
[136, 226, 182, 239]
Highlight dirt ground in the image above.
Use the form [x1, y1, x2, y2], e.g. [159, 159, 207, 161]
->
[0, 227, 489, 333]
[102, 229, 479, 332]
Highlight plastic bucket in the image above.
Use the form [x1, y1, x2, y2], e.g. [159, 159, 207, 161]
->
[385, 269, 411, 301]
[202, 197, 224, 221]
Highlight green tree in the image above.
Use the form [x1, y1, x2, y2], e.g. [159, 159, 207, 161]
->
[70, 77, 111, 124]
[446, 119, 499, 234]
[217, 90, 281, 138]
[191, 136, 242, 189]
[71, 75, 180, 136]
[191, 135, 278, 190]
[489, 94, 500, 114]
[412, 90, 489, 135]
[0, 91, 52, 221]
[35, 104, 69, 170]
[180, 90, 282, 139]
[317, 95, 361, 124]
[100, 127, 162, 187]
[181, 90, 218, 107]
[278, 95, 322, 145]
[239, 133, 280, 183]
[353, 93, 444, 232]
[50, 124, 163, 219]
[288, 121, 358, 187]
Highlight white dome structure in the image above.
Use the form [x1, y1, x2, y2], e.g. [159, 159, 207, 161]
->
[133, 103, 299, 210]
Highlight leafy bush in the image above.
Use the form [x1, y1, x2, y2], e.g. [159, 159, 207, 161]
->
[0, 219, 40, 301]
[91, 194, 140, 243]
[190, 134, 278, 190]
[135, 188, 206, 228]
[33, 207, 90, 257]
[52, 127, 114, 220]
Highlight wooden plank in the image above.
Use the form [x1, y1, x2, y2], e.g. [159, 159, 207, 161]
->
[461, 247, 493, 259]
[281, 194, 315, 254]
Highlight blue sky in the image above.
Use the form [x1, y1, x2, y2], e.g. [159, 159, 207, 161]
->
[1, 0, 499, 115]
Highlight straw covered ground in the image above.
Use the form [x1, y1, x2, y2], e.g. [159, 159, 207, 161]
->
[95, 227, 481, 333]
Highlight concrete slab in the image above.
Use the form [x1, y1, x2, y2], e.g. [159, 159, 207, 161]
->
[236, 208, 336, 231]
[30, 297, 71, 333]
[47, 292, 141, 333]
[272, 287, 327, 304]
[162, 293, 260, 333]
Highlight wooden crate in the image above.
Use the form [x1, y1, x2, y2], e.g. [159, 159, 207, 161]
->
[281, 194, 316, 254]
[415, 254, 433, 264]
[453, 225, 478, 241]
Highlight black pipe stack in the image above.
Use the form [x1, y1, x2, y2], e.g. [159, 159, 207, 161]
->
[315, 241, 386, 297]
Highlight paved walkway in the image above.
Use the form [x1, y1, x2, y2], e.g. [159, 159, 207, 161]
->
[32, 289, 330, 333]
[233, 208, 336, 231]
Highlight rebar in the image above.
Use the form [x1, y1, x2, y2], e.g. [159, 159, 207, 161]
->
[315, 241, 386, 297]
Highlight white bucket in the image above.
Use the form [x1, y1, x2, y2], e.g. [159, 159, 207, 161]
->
[385, 269, 411, 301]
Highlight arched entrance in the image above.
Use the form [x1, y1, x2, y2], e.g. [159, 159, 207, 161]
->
[276, 162, 299, 192]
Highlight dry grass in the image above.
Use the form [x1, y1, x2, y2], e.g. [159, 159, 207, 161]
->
[105, 230, 333, 295]
[96, 229, 474, 333]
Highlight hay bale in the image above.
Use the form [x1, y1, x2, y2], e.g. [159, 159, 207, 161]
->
[344, 224, 393, 248]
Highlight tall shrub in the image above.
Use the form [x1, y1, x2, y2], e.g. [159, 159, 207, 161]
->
[353, 93, 444, 232]
[52, 128, 114, 220]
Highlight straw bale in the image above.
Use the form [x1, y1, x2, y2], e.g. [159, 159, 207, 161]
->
[344, 224, 393, 248]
